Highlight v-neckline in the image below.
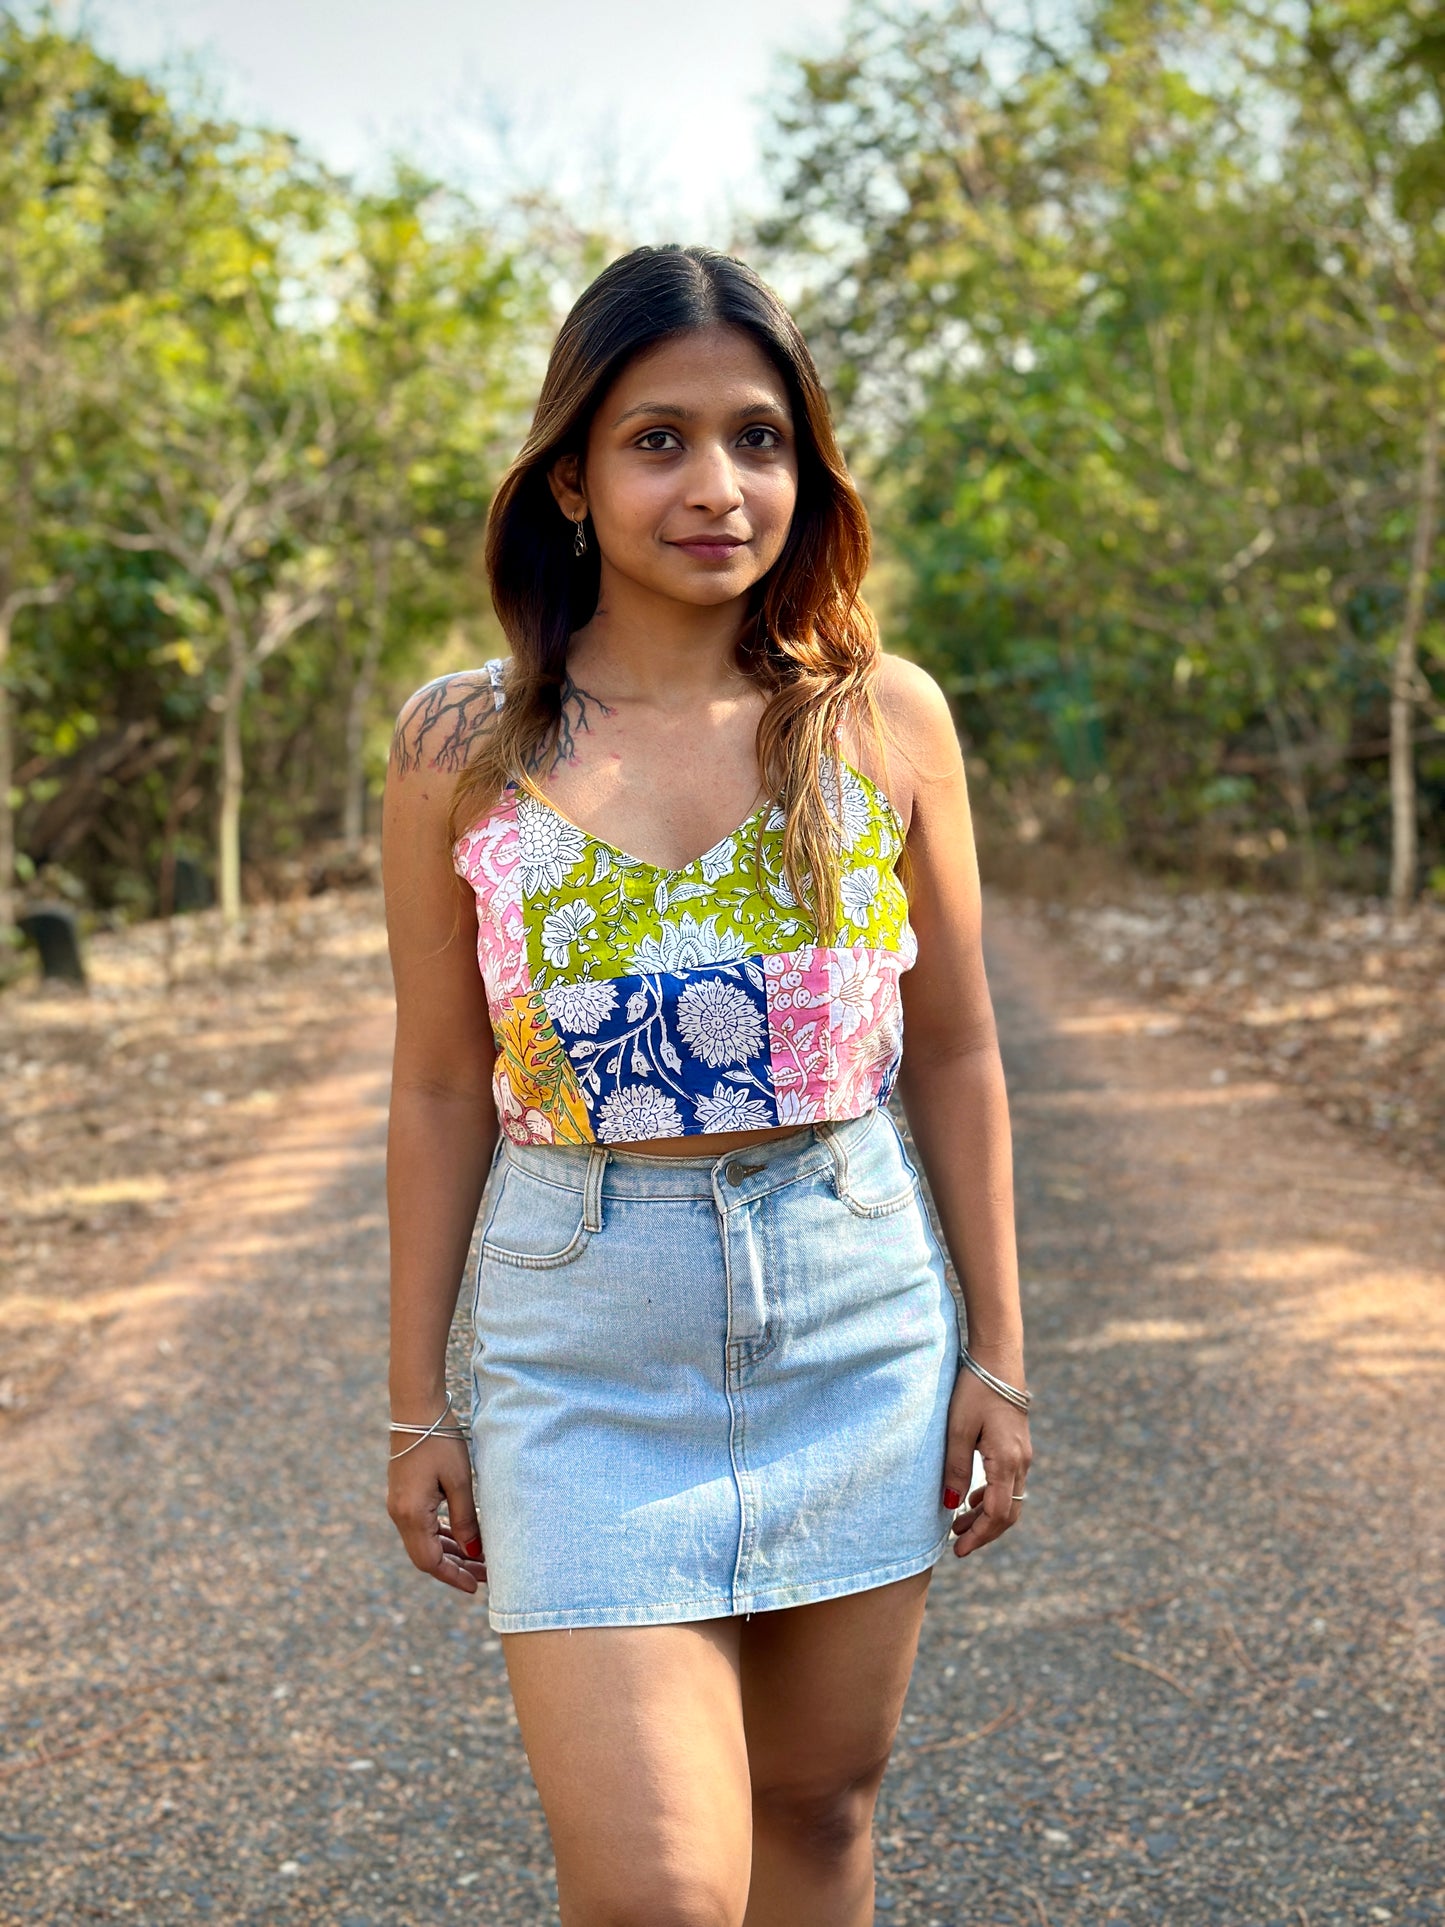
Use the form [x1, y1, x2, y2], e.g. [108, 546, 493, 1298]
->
[525, 788, 773, 881]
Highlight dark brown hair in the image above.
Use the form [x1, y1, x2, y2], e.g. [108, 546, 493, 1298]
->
[449, 243, 886, 940]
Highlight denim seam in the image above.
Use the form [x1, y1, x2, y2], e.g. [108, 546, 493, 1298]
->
[836, 1173, 923, 1220]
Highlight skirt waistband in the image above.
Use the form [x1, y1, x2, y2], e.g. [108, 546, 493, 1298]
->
[494, 1106, 885, 1206]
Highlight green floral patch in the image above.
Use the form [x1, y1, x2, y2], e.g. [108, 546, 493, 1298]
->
[515, 761, 909, 990]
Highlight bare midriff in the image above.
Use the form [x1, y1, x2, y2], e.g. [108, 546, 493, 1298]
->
[613, 1121, 812, 1159]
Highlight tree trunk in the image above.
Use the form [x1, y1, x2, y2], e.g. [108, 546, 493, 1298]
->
[158, 710, 216, 990]
[1391, 368, 1441, 915]
[343, 537, 391, 851]
[216, 642, 249, 929]
[1264, 692, 1320, 899]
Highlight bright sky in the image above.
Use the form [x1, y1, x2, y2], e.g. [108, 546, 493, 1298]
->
[75, 0, 853, 240]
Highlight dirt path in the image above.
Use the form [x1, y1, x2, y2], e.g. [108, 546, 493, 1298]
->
[1, 898, 1439, 1925]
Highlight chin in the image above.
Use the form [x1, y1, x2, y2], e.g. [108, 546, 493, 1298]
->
[640, 562, 767, 607]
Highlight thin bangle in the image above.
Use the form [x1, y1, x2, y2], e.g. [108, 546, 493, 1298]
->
[958, 1348, 1032, 1411]
[387, 1393, 463, 1461]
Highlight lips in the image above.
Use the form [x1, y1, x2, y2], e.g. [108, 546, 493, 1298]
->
[668, 533, 747, 559]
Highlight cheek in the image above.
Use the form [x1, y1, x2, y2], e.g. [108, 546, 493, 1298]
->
[592, 471, 675, 543]
[751, 471, 800, 548]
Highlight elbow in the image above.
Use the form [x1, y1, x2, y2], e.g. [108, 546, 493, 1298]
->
[903, 1019, 1001, 1070]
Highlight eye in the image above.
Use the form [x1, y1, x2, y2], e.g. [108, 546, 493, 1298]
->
[635, 428, 682, 451]
[738, 425, 783, 449]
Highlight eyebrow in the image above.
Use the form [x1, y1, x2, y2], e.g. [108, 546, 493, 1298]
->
[611, 398, 792, 428]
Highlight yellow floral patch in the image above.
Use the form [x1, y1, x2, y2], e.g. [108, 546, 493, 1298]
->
[491, 992, 595, 1145]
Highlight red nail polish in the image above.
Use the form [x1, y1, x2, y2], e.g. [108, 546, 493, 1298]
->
[463, 1537, 483, 1561]
[943, 1488, 961, 1510]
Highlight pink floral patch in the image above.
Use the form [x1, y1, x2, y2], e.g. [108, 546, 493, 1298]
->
[826, 946, 905, 1114]
[765, 944, 906, 1119]
[453, 795, 530, 1018]
[764, 948, 834, 1123]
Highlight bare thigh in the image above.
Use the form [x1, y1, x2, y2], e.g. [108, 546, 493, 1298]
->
[740, 1565, 934, 1914]
[502, 1619, 752, 1925]
[741, 1569, 933, 1785]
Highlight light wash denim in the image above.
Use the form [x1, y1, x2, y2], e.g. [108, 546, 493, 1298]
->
[467, 1105, 961, 1633]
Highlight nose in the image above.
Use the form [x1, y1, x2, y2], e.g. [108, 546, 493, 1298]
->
[685, 438, 745, 515]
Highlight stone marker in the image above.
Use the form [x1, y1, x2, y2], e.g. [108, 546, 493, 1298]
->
[17, 902, 86, 985]
[172, 854, 213, 913]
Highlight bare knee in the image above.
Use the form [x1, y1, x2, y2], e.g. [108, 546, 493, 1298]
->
[562, 1865, 745, 1927]
[751, 1754, 889, 1867]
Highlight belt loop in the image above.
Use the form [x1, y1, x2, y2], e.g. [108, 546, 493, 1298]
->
[583, 1144, 609, 1232]
[816, 1118, 849, 1200]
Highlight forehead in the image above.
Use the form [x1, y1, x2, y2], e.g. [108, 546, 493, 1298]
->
[600, 324, 792, 420]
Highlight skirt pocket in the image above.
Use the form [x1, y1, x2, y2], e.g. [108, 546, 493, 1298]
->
[828, 1108, 924, 1219]
[480, 1164, 594, 1269]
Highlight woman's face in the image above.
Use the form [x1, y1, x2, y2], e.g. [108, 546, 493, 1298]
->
[554, 323, 801, 613]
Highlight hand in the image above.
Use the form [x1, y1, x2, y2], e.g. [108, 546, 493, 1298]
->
[386, 1433, 487, 1595]
[941, 1358, 1032, 1559]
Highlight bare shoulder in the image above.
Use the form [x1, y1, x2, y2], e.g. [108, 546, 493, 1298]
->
[847, 651, 963, 827]
[873, 651, 958, 756]
[389, 666, 500, 782]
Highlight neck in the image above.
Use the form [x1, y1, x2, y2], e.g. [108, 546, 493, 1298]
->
[567, 569, 754, 705]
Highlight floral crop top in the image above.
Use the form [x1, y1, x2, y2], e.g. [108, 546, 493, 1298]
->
[452, 659, 918, 1147]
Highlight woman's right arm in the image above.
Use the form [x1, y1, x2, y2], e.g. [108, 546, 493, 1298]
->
[382, 677, 500, 1595]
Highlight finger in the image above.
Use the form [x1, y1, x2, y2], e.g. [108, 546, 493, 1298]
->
[389, 1478, 484, 1594]
[942, 1441, 985, 1512]
[437, 1530, 487, 1570]
[951, 1482, 1024, 1556]
[439, 1460, 484, 1568]
[952, 1507, 1009, 1557]
[426, 1522, 484, 1594]
[984, 1478, 1022, 1527]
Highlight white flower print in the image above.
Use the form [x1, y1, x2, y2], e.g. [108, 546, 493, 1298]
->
[774, 1089, 823, 1126]
[540, 898, 596, 968]
[767, 859, 798, 910]
[694, 1083, 774, 1132]
[597, 1085, 683, 1142]
[825, 948, 890, 1043]
[516, 795, 587, 894]
[676, 978, 765, 1067]
[821, 757, 872, 846]
[542, 979, 618, 1034]
[629, 914, 743, 974]
[700, 834, 739, 885]
[839, 865, 880, 929]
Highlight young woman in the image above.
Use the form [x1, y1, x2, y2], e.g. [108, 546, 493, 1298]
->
[382, 244, 1030, 1926]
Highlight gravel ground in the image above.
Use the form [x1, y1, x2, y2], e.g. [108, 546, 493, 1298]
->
[0, 895, 1440, 1925]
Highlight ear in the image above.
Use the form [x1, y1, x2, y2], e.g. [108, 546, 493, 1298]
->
[547, 452, 587, 523]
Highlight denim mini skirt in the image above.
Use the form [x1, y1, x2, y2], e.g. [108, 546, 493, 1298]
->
[466, 1105, 961, 1633]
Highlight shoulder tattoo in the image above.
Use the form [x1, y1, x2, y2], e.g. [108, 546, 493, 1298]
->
[392, 671, 617, 779]
[390, 676, 498, 777]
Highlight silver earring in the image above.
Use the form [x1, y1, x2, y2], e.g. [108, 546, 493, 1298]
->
[573, 515, 587, 557]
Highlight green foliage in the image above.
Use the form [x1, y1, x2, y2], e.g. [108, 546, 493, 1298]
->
[760, 0, 1445, 891]
[0, 15, 552, 921]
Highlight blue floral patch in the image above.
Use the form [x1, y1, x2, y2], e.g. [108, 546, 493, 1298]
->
[543, 960, 779, 1143]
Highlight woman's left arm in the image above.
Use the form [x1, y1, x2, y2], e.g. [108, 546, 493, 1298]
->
[881, 657, 1031, 1558]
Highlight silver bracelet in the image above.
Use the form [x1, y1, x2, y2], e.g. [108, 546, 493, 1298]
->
[959, 1348, 1032, 1411]
[388, 1393, 467, 1461]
